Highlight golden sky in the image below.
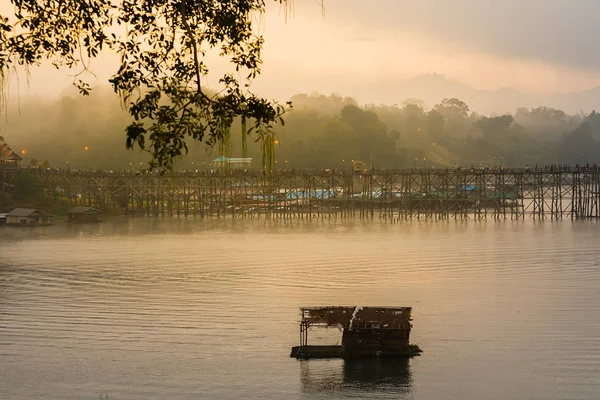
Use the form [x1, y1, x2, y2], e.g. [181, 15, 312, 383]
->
[3, 0, 600, 106]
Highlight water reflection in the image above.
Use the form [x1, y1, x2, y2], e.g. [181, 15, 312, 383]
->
[0, 216, 379, 242]
[300, 358, 412, 398]
[0, 215, 500, 243]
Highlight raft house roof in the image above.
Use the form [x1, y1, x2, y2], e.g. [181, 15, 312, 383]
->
[300, 306, 412, 329]
[8, 208, 48, 217]
[68, 206, 102, 214]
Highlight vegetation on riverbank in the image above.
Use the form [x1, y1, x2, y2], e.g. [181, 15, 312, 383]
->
[3, 91, 599, 172]
[0, 171, 70, 214]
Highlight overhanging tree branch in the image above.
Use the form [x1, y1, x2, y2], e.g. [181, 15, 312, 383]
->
[0, 0, 294, 171]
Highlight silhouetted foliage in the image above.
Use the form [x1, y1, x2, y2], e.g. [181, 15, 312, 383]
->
[11, 172, 42, 200]
[475, 115, 515, 137]
[0, 0, 293, 170]
[557, 112, 600, 164]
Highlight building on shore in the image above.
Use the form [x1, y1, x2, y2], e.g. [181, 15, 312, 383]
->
[68, 206, 102, 223]
[6, 208, 52, 226]
[0, 140, 22, 168]
[211, 156, 252, 170]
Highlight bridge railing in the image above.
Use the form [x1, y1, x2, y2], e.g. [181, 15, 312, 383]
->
[11, 164, 600, 178]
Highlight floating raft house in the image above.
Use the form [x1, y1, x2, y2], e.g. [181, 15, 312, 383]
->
[290, 306, 422, 359]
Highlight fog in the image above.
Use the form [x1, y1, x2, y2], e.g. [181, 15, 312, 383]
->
[3, 0, 600, 114]
[2, 88, 600, 170]
[2, 0, 600, 169]
[4, 3, 600, 400]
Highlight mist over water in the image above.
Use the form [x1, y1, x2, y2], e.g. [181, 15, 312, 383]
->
[1, 218, 600, 399]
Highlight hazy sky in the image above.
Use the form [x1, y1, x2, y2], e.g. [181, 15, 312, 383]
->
[4, 0, 600, 103]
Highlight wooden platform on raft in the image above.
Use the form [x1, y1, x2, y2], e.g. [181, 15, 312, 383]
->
[290, 344, 422, 359]
[291, 306, 422, 360]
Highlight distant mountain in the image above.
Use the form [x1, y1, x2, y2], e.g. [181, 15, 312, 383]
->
[369, 74, 599, 115]
[545, 86, 600, 115]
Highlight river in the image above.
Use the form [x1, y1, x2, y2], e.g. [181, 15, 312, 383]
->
[1, 218, 600, 399]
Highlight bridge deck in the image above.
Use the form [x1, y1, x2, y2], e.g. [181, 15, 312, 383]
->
[4, 167, 600, 219]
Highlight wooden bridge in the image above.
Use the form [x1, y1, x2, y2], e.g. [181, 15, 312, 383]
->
[5, 167, 600, 220]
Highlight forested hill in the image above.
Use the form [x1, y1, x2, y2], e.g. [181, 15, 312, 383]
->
[2, 90, 599, 170]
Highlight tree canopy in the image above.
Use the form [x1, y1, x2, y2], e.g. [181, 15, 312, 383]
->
[2, 91, 598, 170]
[0, 0, 292, 170]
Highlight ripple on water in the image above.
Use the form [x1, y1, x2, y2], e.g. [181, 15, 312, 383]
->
[1, 219, 600, 400]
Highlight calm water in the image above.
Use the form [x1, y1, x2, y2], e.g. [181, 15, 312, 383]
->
[1, 218, 600, 400]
